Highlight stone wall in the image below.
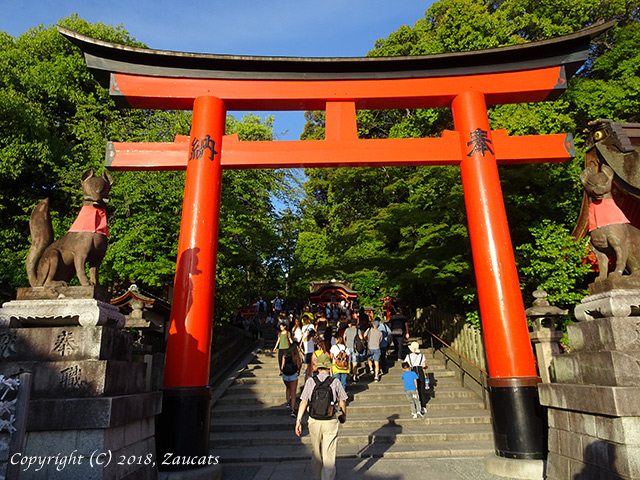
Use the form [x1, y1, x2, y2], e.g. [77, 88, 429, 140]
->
[0, 310, 161, 480]
[539, 285, 640, 479]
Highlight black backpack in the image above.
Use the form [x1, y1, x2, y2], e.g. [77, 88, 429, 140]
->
[353, 334, 366, 354]
[309, 376, 336, 420]
[282, 356, 297, 376]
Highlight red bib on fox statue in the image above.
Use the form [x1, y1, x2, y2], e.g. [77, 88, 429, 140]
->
[588, 199, 630, 231]
[68, 206, 109, 237]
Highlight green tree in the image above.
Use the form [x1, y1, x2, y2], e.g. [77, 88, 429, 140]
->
[0, 15, 149, 289]
[0, 17, 300, 323]
[296, 0, 640, 320]
[516, 220, 593, 309]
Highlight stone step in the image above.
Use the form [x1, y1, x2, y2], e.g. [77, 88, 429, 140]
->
[251, 350, 439, 358]
[239, 362, 453, 375]
[228, 376, 461, 392]
[211, 409, 491, 431]
[209, 345, 494, 465]
[237, 367, 455, 380]
[248, 352, 444, 366]
[210, 424, 493, 448]
[212, 440, 495, 463]
[211, 397, 486, 418]
[215, 386, 478, 406]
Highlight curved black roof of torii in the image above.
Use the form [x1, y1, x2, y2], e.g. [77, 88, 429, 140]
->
[58, 20, 613, 87]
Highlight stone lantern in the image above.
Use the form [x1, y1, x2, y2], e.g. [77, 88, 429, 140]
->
[525, 289, 567, 383]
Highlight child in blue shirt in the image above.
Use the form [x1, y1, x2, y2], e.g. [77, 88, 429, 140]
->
[401, 361, 423, 418]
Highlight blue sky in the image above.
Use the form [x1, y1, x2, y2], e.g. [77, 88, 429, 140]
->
[1, 0, 434, 140]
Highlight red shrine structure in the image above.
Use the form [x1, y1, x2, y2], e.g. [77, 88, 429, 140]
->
[60, 20, 613, 468]
[308, 280, 358, 308]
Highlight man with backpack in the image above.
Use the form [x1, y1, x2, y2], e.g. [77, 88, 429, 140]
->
[255, 296, 267, 322]
[389, 307, 410, 360]
[378, 318, 391, 375]
[364, 320, 383, 382]
[344, 318, 364, 384]
[295, 354, 348, 480]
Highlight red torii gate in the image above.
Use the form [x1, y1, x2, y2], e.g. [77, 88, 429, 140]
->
[60, 21, 611, 467]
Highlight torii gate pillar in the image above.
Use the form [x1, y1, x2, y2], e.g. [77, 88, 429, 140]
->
[155, 95, 226, 462]
[453, 91, 545, 458]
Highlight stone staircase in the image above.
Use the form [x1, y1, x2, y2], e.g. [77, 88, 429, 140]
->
[209, 334, 495, 465]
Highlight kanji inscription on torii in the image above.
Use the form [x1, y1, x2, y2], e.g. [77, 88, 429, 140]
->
[60, 20, 613, 463]
[467, 128, 494, 157]
[190, 136, 218, 162]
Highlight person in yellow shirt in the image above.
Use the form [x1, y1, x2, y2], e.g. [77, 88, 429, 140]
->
[300, 305, 314, 326]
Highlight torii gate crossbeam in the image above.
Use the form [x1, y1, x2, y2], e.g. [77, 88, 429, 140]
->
[60, 21, 612, 470]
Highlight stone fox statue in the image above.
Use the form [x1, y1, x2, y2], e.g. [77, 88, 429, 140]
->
[26, 169, 113, 287]
[580, 164, 640, 281]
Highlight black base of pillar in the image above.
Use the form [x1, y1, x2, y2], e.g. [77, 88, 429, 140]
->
[488, 377, 547, 460]
[156, 386, 213, 472]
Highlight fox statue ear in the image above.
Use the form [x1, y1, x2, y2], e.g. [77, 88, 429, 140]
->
[103, 170, 114, 186]
[81, 168, 95, 182]
[601, 164, 614, 180]
[580, 167, 593, 186]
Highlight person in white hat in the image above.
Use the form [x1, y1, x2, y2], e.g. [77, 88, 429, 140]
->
[404, 341, 428, 414]
[296, 354, 348, 480]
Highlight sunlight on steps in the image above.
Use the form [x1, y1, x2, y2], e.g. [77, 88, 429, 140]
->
[209, 330, 494, 465]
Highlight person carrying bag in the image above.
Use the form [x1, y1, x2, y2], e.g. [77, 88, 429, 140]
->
[404, 341, 428, 414]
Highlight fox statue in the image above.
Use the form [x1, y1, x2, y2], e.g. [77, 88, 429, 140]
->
[26, 168, 113, 287]
[580, 164, 640, 281]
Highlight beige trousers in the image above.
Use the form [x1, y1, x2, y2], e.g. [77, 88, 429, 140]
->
[308, 417, 340, 480]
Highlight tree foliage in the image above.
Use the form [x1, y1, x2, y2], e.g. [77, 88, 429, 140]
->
[296, 0, 640, 317]
[0, 15, 147, 289]
[516, 220, 593, 308]
[0, 17, 298, 322]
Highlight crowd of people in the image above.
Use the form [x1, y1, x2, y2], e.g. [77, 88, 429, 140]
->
[271, 304, 406, 397]
[243, 297, 429, 480]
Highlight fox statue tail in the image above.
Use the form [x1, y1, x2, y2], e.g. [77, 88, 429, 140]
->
[26, 198, 54, 287]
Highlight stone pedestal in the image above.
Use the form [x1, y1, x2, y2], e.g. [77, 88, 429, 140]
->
[539, 285, 640, 479]
[0, 299, 125, 328]
[0, 287, 160, 480]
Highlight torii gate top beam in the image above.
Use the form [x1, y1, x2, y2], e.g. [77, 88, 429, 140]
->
[58, 22, 610, 171]
[59, 21, 613, 112]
